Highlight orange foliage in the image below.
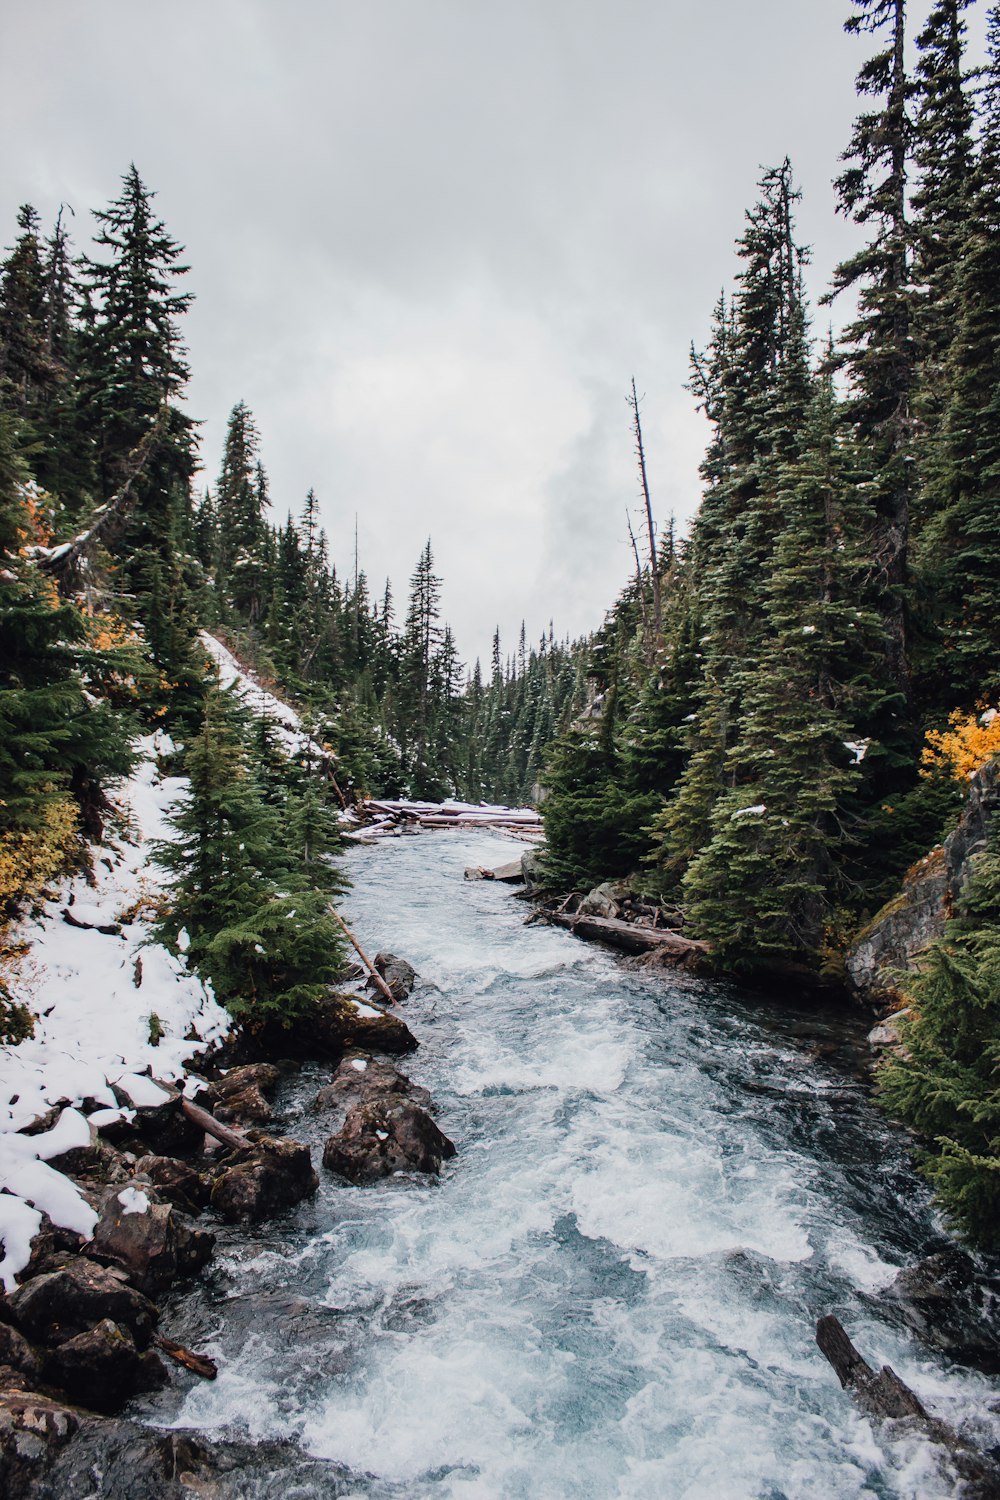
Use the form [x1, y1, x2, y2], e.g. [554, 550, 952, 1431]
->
[921, 707, 1000, 782]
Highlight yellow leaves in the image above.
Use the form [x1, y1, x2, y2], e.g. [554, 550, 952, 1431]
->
[921, 707, 1000, 782]
[86, 613, 140, 652]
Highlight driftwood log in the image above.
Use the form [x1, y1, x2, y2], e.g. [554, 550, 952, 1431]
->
[816, 1315, 926, 1420]
[544, 910, 709, 959]
[154, 1334, 218, 1379]
[180, 1097, 248, 1152]
[329, 909, 397, 1007]
[816, 1315, 1000, 1496]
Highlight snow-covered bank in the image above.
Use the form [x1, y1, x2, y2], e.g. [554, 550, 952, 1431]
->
[0, 732, 230, 1288]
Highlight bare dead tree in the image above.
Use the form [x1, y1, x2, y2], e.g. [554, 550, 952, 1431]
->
[625, 509, 651, 651]
[628, 378, 662, 648]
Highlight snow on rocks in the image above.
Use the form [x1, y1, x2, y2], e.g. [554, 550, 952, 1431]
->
[0, 733, 229, 1286]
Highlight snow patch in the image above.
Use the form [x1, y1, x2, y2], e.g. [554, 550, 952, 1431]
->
[731, 804, 766, 820]
[118, 1186, 150, 1216]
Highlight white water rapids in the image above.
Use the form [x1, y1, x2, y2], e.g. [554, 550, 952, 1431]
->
[143, 829, 1000, 1498]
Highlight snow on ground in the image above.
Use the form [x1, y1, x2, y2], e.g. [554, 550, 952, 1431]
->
[201, 631, 325, 762]
[0, 731, 231, 1288]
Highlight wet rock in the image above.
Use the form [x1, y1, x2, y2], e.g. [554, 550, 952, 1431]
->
[322, 1100, 455, 1184]
[315, 1056, 433, 1118]
[0, 1324, 42, 1383]
[133, 1155, 210, 1214]
[464, 866, 492, 881]
[0, 1389, 79, 1495]
[210, 1136, 318, 1223]
[373, 952, 417, 1002]
[252, 994, 418, 1061]
[6, 1260, 158, 1350]
[882, 1250, 1000, 1374]
[489, 860, 524, 884]
[44, 1319, 166, 1413]
[204, 1063, 281, 1125]
[84, 1185, 214, 1296]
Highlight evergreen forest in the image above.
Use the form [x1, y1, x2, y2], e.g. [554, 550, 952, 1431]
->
[4, 0, 1000, 1245]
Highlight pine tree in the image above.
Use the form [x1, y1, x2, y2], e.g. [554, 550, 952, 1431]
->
[828, 0, 914, 697]
[879, 814, 1000, 1248]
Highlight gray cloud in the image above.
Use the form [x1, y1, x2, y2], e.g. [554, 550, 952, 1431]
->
[3, 0, 984, 666]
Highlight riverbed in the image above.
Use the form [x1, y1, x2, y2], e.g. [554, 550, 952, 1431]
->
[141, 828, 1000, 1498]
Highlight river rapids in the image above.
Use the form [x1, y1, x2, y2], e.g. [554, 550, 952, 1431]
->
[139, 829, 1000, 1498]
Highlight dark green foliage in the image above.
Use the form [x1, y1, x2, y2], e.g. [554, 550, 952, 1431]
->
[880, 818, 1000, 1247]
[154, 684, 348, 1026]
[0, 411, 137, 855]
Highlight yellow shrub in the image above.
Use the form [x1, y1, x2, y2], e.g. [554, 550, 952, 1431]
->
[921, 707, 1000, 782]
[0, 794, 80, 912]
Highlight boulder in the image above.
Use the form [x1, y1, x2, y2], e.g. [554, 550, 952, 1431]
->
[106, 1081, 203, 1157]
[203, 1064, 281, 1126]
[16, 1218, 85, 1283]
[322, 1100, 455, 1184]
[0, 1324, 42, 1383]
[252, 994, 418, 1061]
[882, 1249, 1000, 1373]
[315, 1056, 433, 1119]
[209, 1136, 318, 1223]
[133, 1155, 210, 1214]
[84, 1185, 214, 1296]
[489, 860, 524, 884]
[373, 953, 417, 1002]
[0, 1389, 79, 1490]
[520, 846, 553, 892]
[6, 1260, 158, 1350]
[577, 881, 626, 919]
[44, 1318, 166, 1413]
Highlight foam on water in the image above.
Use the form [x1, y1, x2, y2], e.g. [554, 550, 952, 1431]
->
[151, 829, 1000, 1498]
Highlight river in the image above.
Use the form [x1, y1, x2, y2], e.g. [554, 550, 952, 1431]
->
[141, 828, 1000, 1498]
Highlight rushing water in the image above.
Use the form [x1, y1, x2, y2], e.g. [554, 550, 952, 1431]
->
[144, 829, 1000, 1498]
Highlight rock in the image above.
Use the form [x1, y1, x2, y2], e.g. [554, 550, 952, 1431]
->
[322, 1100, 455, 1184]
[6, 1260, 158, 1350]
[17, 1218, 85, 1282]
[315, 1056, 433, 1119]
[133, 1155, 210, 1214]
[0, 1389, 79, 1492]
[577, 880, 628, 919]
[251, 994, 418, 1060]
[520, 846, 552, 892]
[867, 1008, 912, 1054]
[489, 860, 524, 884]
[84, 1185, 214, 1296]
[44, 1319, 166, 1413]
[846, 759, 1000, 1001]
[373, 953, 417, 1002]
[106, 1081, 203, 1157]
[464, 866, 492, 881]
[210, 1136, 318, 1223]
[204, 1064, 281, 1126]
[882, 1250, 1000, 1373]
[0, 1324, 42, 1383]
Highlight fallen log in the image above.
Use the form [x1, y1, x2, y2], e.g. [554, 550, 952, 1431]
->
[816, 1315, 926, 1420]
[330, 908, 398, 1007]
[545, 910, 709, 958]
[816, 1315, 1000, 1495]
[180, 1097, 249, 1152]
[155, 1334, 218, 1380]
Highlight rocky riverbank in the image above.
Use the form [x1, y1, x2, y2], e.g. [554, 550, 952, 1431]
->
[0, 951, 459, 1497]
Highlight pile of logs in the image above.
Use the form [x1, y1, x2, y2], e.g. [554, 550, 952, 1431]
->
[349, 799, 544, 842]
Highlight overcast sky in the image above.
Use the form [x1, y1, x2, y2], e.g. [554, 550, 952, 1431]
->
[1, 1, 987, 668]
